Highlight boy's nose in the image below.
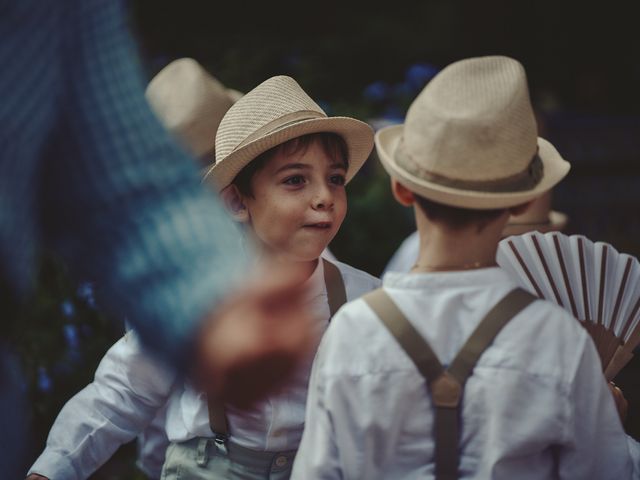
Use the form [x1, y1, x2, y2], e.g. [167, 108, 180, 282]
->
[312, 185, 334, 210]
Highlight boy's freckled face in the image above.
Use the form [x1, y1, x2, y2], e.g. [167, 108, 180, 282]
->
[243, 141, 347, 262]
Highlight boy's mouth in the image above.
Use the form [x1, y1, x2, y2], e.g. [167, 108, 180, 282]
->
[303, 222, 332, 230]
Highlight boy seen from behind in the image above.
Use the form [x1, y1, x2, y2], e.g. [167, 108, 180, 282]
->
[292, 56, 638, 479]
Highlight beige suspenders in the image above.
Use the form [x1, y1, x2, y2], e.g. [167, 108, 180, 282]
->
[362, 288, 536, 480]
[322, 258, 347, 317]
[207, 258, 347, 443]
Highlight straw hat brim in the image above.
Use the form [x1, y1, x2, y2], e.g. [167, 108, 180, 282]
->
[375, 124, 571, 209]
[502, 210, 568, 236]
[204, 117, 374, 191]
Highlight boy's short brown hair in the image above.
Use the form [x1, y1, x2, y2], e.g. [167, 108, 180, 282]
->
[233, 132, 349, 197]
[414, 194, 505, 231]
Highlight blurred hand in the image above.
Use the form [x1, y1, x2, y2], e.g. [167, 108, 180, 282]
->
[26, 475, 48, 480]
[192, 261, 316, 409]
[609, 382, 628, 423]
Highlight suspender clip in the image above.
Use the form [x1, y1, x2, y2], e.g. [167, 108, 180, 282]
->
[431, 372, 462, 408]
[214, 433, 229, 455]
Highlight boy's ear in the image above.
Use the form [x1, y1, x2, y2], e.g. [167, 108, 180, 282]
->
[220, 185, 250, 223]
[391, 179, 415, 207]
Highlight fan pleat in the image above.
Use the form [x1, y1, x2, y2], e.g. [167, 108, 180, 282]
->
[498, 231, 640, 380]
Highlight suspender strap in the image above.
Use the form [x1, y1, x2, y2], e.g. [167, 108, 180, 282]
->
[448, 288, 537, 385]
[362, 289, 445, 380]
[323, 258, 347, 318]
[208, 259, 348, 437]
[434, 407, 460, 480]
[207, 396, 229, 440]
[362, 287, 536, 480]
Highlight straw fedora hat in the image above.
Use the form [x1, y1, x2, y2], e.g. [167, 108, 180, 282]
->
[503, 190, 568, 236]
[203, 75, 374, 191]
[375, 56, 570, 209]
[145, 58, 239, 160]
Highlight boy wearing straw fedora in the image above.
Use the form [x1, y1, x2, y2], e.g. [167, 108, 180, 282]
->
[155, 75, 379, 479]
[292, 56, 639, 479]
[27, 58, 244, 480]
[29, 73, 380, 480]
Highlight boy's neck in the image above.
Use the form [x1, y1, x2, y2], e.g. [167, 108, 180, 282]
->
[261, 251, 319, 282]
[413, 209, 507, 273]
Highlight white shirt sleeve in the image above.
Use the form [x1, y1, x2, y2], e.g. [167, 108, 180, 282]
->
[28, 331, 177, 480]
[136, 405, 170, 480]
[291, 343, 342, 480]
[558, 337, 636, 479]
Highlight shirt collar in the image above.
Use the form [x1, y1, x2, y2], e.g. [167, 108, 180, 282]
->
[382, 267, 513, 290]
[304, 258, 327, 301]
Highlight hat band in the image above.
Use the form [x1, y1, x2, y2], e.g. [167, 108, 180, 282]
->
[234, 110, 326, 151]
[395, 140, 543, 193]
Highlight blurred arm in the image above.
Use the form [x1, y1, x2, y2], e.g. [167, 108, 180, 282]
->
[38, 0, 249, 365]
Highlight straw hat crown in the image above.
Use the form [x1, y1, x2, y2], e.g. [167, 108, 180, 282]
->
[403, 56, 538, 182]
[375, 55, 570, 209]
[215, 76, 325, 164]
[145, 58, 235, 158]
[207, 75, 374, 191]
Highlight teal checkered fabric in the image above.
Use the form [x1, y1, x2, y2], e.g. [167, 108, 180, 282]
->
[0, 0, 248, 362]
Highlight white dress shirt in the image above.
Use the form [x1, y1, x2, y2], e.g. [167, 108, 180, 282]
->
[292, 268, 639, 480]
[28, 259, 380, 480]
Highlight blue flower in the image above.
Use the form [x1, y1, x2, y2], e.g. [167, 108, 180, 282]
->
[363, 81, 390, 102]
[60, 300, 75, 318]
[63, 324, 80, 350]
[37, 367, 53, 393]
[76, 281, 97, 308]
[405, 63, 439, 91]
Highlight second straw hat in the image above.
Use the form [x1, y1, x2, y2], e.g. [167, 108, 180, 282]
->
[204, 76, 374, 191]
[145, 58, 240, 159]
[502, 190, 568, 236]
[375, 56, 570, 209]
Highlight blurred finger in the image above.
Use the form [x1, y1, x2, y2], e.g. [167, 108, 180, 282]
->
[608, 382, 628, 422]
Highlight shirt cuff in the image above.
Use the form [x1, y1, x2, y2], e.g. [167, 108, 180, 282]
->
[28, 450, 78, 480]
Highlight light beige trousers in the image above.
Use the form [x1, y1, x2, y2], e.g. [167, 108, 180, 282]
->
[161, 438, 296, 480]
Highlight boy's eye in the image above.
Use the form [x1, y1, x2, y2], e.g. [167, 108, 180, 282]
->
[329, 174, 346, 186]
[284, 175, 306, 186]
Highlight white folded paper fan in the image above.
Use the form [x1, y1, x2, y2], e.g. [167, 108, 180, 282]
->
[497, 231, 640, 380]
